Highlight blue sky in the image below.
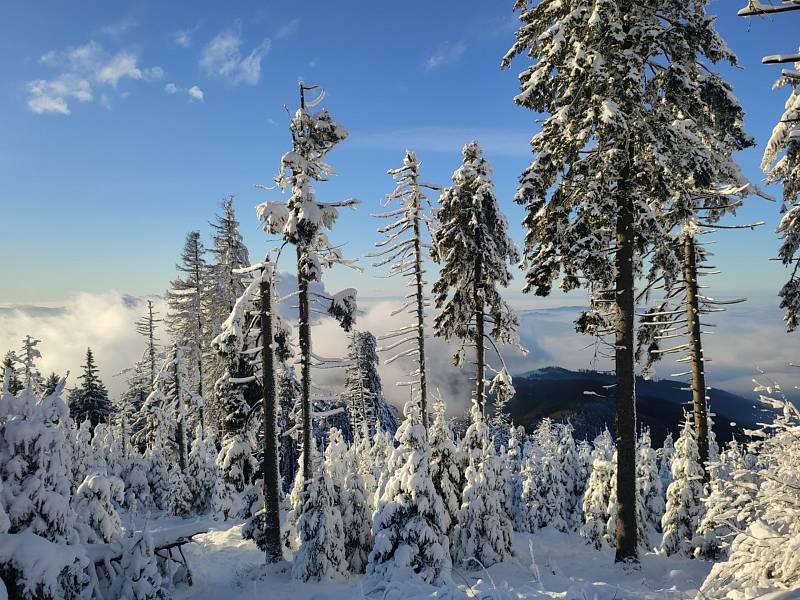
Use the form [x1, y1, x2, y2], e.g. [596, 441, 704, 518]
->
[0, 0, 798, 307]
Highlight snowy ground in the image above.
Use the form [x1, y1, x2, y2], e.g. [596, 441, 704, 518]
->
[175, 522, 712, 600]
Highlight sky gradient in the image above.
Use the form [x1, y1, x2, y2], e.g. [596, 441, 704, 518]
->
[0, 1, 798, 306]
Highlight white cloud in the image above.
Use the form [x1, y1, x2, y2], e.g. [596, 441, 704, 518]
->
[144, 66, 165, 81]
[0, 293, 167, 398]
[275, 18, 300, 40]
[25, 41, 162, 115]
[200, 24, 271, 86]
[99, 17, 139, 37]
[174, 30, 192, 48]
[26, 74, 93, 115]
[164, 82, 204, 102]
[424, 41, 466, 71]
[187, 85, 204, 102]
[99, 93, 112, 110]
[96, 51, 142, 87]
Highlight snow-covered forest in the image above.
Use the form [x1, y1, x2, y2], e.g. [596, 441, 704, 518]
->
[2, 1, 800, 599]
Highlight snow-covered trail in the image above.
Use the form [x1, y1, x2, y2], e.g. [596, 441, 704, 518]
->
[176, 524, 712, 600]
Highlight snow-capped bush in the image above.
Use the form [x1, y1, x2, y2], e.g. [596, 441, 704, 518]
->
[72, 473, 124, 543]
[0, 532, 90, 600]
[292, 451, 347, 582]
[368, 400, 451, 585]
[116, 520, 168, 600]
[452, 407, 513, 570]
[0, 380, 77, 544]
[580, 429, 616, 549]
[428, 395, 462, 534]
[701, 378, 800, 596]
[660, 414, 705, 557]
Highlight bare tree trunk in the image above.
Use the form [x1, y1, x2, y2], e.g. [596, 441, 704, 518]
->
[260, 267, 282, 562]
[412, 188, 429, 429]
[355, 333, 371, 441]
[174, 346, 187, 473]
[147, 300, 157, 390]
[297, 247, 313, 485]
[614, 151, 638, 564]
[683, 233, 709, 478]
[193, 245, 205, 434]
[474, 236, 485, 416]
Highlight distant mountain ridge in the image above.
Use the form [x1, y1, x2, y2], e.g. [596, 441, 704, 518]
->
[496, 366, 771, 445]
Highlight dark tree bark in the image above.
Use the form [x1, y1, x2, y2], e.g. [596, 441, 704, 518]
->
[683, 233, 710, 478]
[614, 148, 638, 564]
[297, 247, 313, 486]
[260, 267, 282, 562]
[174, 346, 187, 473]
[193, 244, 205, 434]
[474, 213, 486, 416]
[412, 190, 429, 428]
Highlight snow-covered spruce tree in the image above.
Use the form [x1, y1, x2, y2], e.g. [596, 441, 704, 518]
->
[432, 141, 521, 418]
[291, 445, 347, 582]
[135, 299, 162, 394]
[637, 428, 664, 539]
[71, 418, 97, 489]
[657, 432, 675, 496]
[187, 423, 217, 514]
[167, 464, 193, 517]
[557, 422, 581, 529]
[72, 473, 124, 543]
[503, 0, 748, 563]
[256, 82, 359, 485]
[166, 230, 209, 430]
[122, 455, 153, 511]
[0, 376, 77, 543]
[452, 411, 514, 570]
[0, 353, 23, 396]
[205, 196, 250, 434]
[580, 429, 616, 549]
[763, 61, 800, 331]
[370, 151, 438, 427]
[700, 377, 800, 596]
[116, 518, 168, 600]
[278, 365, 301, 491]
[506, 426, 527, 530]
[68, 347, 112, 432]
[17, 335, 43, 393]
[694, 437, 757, 560]
[428, 393, 462, 534]
[342, 330, 397, 441]
[660, 414, 705, 557]
[214, 258, 286, 557]
[525, 418, 571, 532]
[368, 399, 451, 585]
[574, 438, 593, 521]
[323, 429, 372, 574]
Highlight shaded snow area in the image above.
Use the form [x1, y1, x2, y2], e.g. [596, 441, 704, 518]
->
[178, 524, 711, 600]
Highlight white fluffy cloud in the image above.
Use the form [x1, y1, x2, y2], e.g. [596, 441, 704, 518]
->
[187, 85, 204, 102]
[424, 41, 466, 71]
[26, 41, 163, 115]
[2, 290, 796, 413]
[0, 292, 167, 397]
[164, 82, 204, 102]
[200, 24, 271, 86]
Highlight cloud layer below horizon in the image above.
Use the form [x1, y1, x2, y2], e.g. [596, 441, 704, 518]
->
[1, 291, 797, 413]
